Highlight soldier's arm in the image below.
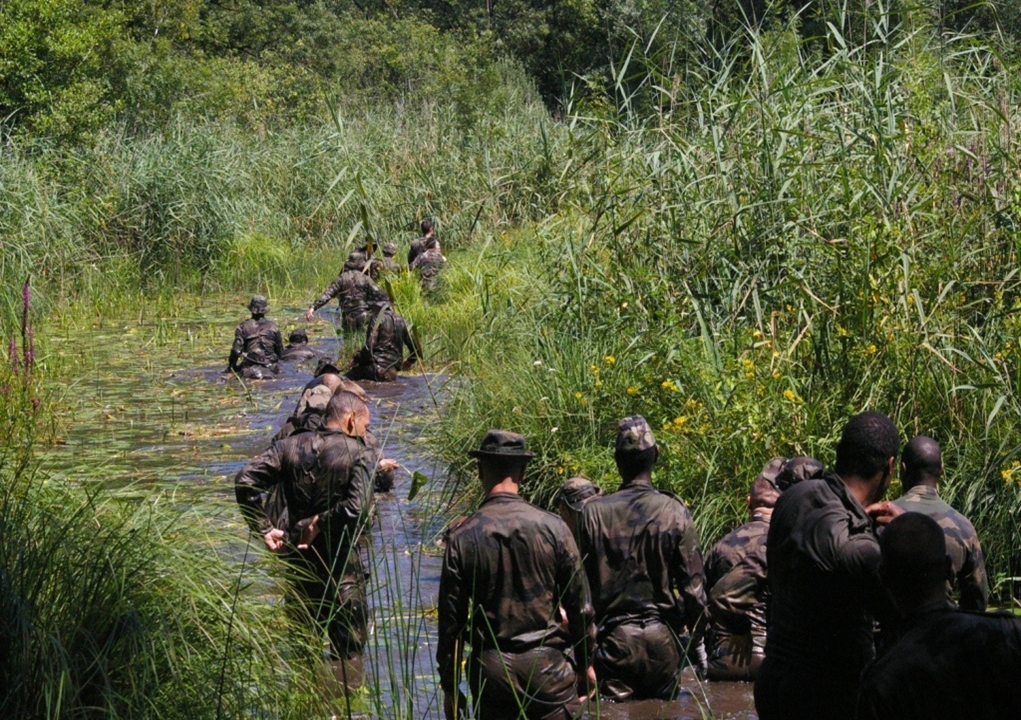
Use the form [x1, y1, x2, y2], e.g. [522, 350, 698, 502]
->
[957, 533, 990, 611]
[437, 538, 469, 696]
[674, 514, 710, 643]
[311, 272, 345, 311]
[708, 547, 767, 634]
[842, 534, 898, 628]
[234, 444, 284, 535]
[228, 326, 245, 371]
[556, 526, 596, 668]
[317, 454, 373, 538]
[273, 329, 284, 360]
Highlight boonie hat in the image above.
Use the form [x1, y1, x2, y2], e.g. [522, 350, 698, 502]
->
[248, 295, 269, 313]
[469, 430, 535, 460]
[557, 477, 602, 511]
[616, 415, 656, 453]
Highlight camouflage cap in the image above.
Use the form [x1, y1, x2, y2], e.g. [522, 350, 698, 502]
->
[757, 457, 787, 487]
[469, 429, 535, 460]
[247, 295, 269, 313]
[383, 242, 398, 256]
[616, 415, 656, 453]
[557, 476, 602, 511]
[776, 456, 825, 491]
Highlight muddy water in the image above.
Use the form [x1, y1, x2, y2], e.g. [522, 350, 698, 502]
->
[41, 300, 757, 720]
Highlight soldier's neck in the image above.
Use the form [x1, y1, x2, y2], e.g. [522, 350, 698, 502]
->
[485, 478, 520, 496]
[621, 470, 654, 486]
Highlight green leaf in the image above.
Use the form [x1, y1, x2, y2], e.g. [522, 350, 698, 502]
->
[408, 471, 429, 502]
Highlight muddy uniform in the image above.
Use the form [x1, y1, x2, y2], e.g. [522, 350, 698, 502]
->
[410, 248, 445, 294]
[346, 306, 417, 383]
[705, 515, 770, 680]
[856, 601, 1021, 720]
[407, 237, 428, 267]
[281, 342, 318, 363]
[228, 318, 284, 379]
[893, 486, 989, 611]
[368, 256, 400, 283]
[438, 493, 595, 720]
[578, 479, 708, 699]
[310, 270, 388, 330]
[234, 430, 374, 658]
[756, 473, 894, 720]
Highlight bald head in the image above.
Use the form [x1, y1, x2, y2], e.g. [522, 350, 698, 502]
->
[326, 390, 370, 436]
[901, 435, 942, 491]
[880, 512, 951, 613]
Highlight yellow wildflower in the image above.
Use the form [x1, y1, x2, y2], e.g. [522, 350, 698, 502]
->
[595, 380, 603, 388]
[605, 355, 616, 365]
[627, 386, 639, 396]
[865, 344, 878, 355]
[661, 379, 679, 392]
[590, 365, 600, 374]
[574, 392, 583, 400]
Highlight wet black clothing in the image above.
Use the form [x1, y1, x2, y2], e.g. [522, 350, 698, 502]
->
[856, 601, 1021, 720]
[311, 270, 388, 330]
[437, 493, 595, 719]
[281, 342, 318, 363]
[578, 478, 708, 699]
[234, 429, 374, 657]
[346, 306, 417, 382]
[755, 473, 893, 720]
[228, 317, 283, 376]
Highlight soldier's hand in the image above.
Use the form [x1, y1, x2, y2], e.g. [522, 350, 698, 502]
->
[866, 500, 905, 526]
[689, 639, 709, 679]
[379, 458, 400, 473]
[305, 307, 315, 322]
[578, 665, 597, 701]
[297, 515, 321, 550]
[262, 529, 286, 553]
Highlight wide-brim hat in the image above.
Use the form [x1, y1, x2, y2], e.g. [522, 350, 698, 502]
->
[557, 476, 602, 510]
[247, 295, 269, 313]
[469, 429, 535, 460]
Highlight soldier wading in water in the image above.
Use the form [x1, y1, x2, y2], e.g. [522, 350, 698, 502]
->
[227, 295, 283, 379]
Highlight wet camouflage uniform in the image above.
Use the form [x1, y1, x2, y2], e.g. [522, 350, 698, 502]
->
[281, 330, 318, 363]
[578, 417, 708, 700]
[893, 485, 989, 611]
[346, 305, 417, 382]
[755, 472, 894, 720]
[408, 236, 429, 267]
[410, 247, 445, 295]
[235, 429, 374, 658]
[705, 514, 770, 681]
[344, 246, 370, 273]
[310, 270, 389, 330]
[437, 493, 595, 720]
[228, 297, 284, 379]
[856, 601, 1021, 720]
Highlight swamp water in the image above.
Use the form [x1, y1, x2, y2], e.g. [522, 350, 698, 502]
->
[39, 298, 757, 719]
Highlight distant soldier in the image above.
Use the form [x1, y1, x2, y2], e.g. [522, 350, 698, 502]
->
[343, 242, 372, 273]
[280, 329, 318, 363]
[555, 476, 602, 538]
[411, 239, 446, 295]
[345, 302, 418, 382]
[704, 458, 783, 681]
[408, 218, 435, 268]
[227, 295, 284, 379]
[893, 436, 988, 611]
[437, 430, 595, 720]
[305, 270, 388, 330]
[235, 391, 376, 684]
[755, 412, 903, 720]
[855, 513, 1021, 720]
[578, 416, 709, 700]
[368, 242, 401, 282]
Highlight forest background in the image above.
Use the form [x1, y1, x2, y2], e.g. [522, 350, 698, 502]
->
[3, 0, 1021, 717]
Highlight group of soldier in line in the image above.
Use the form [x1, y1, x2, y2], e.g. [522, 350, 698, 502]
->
[437, 413, 1021, 720]
[226, 219, 441, 382]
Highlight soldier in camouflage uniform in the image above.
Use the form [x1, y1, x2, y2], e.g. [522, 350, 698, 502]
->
[234, 391, 375, 683]
[408, 218, 435, 268]
[411, 240, 446, 295]
[368, 242, 402, 282]
[755, 412, 902, 720]
[704, 458, 783, 681]
[855, 513, 1021, 720]
[578, 416, 709, 700]
[280, 329, 319, 363]
[437, 430, 596, 720]
[305, 270, 389, 330]
[345, 302, 418, 382]
[556, 476, 602, 539]
[893, 436, 988, 611]
[227, 295, 284, 379]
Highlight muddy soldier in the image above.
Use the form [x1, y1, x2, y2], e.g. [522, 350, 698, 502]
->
[305, 269, 388, 330]
[227, 295, 284, 379]
[368, 242, 401, 282]
[345, 302, 418, 382]
[408, 218, 435, 267]
[234, 391, 375, 683]
[856, 513, 1021, 720]
[437, 430, 595, 720]
[704, 458, 784, 681]
[893, 436, 989, 610]
[755, 412, 903, 720]
[578, 415, 709, 700]
[280, 329, 318, 363]
[410, 237, 446, 294]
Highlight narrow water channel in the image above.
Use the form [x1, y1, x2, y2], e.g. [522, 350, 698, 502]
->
[40, 299, 758, 720]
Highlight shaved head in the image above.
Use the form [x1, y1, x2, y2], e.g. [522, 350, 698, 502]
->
[901, 435, 942, 491]
[326, 390, 369, 425]
[880, 512, 950, 612]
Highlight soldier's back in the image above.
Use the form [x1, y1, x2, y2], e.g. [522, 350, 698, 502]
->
[706, 517, 770, 589]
